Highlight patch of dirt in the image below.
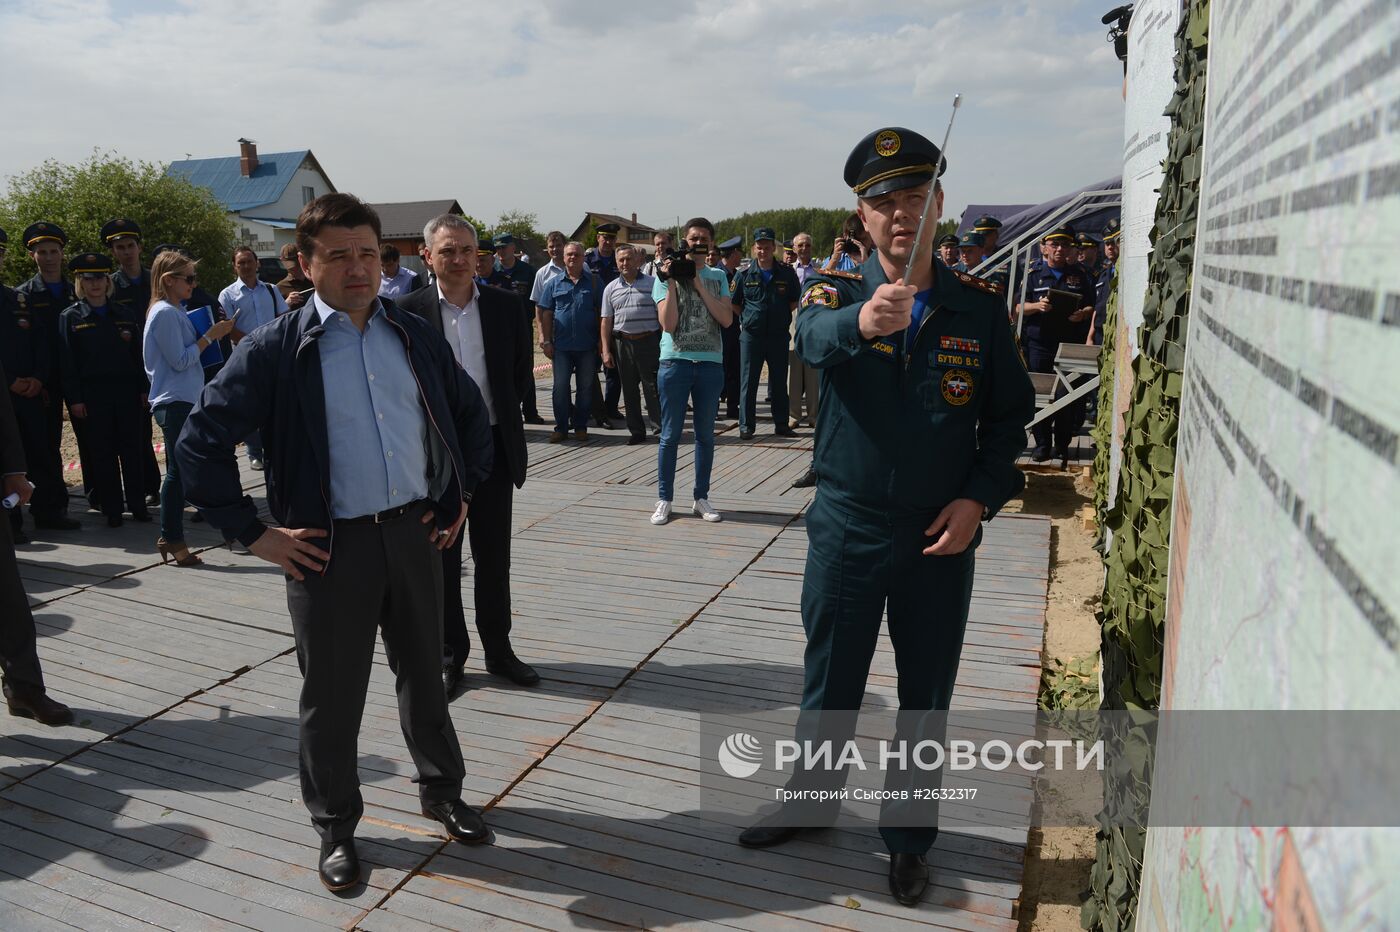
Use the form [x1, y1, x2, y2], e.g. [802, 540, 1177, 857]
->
[1005, 469, 1102, 932]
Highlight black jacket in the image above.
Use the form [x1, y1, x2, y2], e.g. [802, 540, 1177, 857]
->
[396, 282, 531, 488]
[175, 296, 493, 555]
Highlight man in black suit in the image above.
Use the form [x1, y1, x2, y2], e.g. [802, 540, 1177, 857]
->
[399, 214, 539, 693]
[0, 359, 75, 726]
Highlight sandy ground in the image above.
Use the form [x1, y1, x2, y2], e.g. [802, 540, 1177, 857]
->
[1003, 470, 1102, 932]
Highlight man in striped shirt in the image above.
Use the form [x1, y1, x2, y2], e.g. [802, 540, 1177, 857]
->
[600, 244, 662, 444]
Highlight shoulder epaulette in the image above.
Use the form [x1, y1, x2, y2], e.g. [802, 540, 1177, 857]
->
[954, 270, 1004, 296]
[821, 268, 863, 281]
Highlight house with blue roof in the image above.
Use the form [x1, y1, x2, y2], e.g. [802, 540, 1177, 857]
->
[165, 140, 336, 259]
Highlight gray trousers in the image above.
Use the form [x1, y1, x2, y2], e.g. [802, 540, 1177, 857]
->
[286, 501, 464, 843]
[615, 330, 662, 439]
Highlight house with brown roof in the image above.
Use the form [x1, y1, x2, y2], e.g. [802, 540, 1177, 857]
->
[568, 212, 665, 254]
[370, 200, 465, 271]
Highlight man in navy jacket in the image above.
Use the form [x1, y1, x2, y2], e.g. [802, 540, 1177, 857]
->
[176, 194, 494, 893]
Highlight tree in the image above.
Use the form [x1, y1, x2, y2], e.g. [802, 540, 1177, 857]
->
[1, 151, 236, 290]
[713, 207, 959, 261]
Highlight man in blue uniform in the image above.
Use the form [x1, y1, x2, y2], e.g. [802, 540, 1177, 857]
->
[936, 232, 959, 267]
[13, 223, 80, 531]
[730, 228, 799, 439]
[715, 235, 743, 420]
[1091, 218, 1120, 346]
[1076, 230, 1102, 277]
[737, 127, 1035, 908]
[585, 224, 622, 424]
[972, 214, 1003, 254]
[954, 231, 986, 272]
[488, 233, 543, 424]
[1013, 226, 1096, 461]
[103, 217, 162, 506]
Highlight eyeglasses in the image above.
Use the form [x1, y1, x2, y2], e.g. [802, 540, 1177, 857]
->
[167, 273, 197, 284]
[78, 273, 108, 281]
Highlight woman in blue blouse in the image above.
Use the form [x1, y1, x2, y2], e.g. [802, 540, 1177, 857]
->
[142, 252, 234, 565]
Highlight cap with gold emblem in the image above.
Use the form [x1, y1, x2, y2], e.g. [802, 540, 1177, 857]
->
[1075, 231, 1099, 249]
[937, 233, 959, 248]
[68, 252, 114, 275]
[478, 236, 495, 257]
[1043, 225, 1076, 244]
[844, 127, 946, 198]
[972, 214, 1003, 233]
[753, 227, 776, 242]
[596, 223, 620, 238]
[1101, 217, 1121, 243]
[100, 218, 143, 244]
[23, 222, 67, 249]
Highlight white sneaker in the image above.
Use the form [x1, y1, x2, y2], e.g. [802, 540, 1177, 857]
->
[693, 499, 722, 522]
[650, 500, 672, 525]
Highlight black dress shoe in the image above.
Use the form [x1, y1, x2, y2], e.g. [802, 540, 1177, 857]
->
[605, 409, 624, 421]
[626, 435, 647, 445]
[737, 822, 803, 848]
[33, 515, 81, 531]
[789, 468, 818, 489]
[888, 853, 929, 906]
[485, 654, 540, 686]
[106, 515, 124, 528]
[145, 493, 161, 507]
[318, 839, 360, 892]
[5, 689, 74, 727]
[774, 426, 797, 437]
[1030, 445, 1052, 463]
[422, 799, 492, 845]
[524, 414, 546, 425]
[131, 510, 153, 523]
[442, 664, 466, 696]
[738, 427, 755, 440]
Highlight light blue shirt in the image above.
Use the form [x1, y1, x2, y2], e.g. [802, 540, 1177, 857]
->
[378, 266, 420, 298]
[218, 278, 288, 336]
[653, 265, 729, 363]
[529, 260, 564, 304]
[314, 294, 430, 519]
[143, 300, 207, 408]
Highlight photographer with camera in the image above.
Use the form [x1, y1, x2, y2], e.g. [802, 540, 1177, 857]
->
[824, 213, 871, 272]
[648, 218, 734, 526]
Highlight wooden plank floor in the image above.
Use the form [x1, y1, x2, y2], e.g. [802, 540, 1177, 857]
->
[2, 387, 1050, 930]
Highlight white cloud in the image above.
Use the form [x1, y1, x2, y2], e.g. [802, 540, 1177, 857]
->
[0, 0, 1126, 234]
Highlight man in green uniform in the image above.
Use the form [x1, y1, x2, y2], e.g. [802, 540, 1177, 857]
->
[737, 127, 1035, 908]
[729, 227, 800, 439]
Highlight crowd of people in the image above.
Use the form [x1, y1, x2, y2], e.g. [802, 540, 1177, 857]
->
[1, 133, 1118, 901]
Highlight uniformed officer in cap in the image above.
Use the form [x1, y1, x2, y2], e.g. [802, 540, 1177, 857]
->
[729, 228, 800, 439]
[716, 235, 744, 420]
[103, 218, 162, 506]
[954, 231, 987, 272]
[1091, 218, 1120, 345]
[738, 127, 1034, 908]
[936, 232, 959, 267]
[1076, 230, 1102, 277]
[2, 229, 80, 541]
[57, 254, 150, 527]
[13, 223, 80, 530]
[585, 225, 623, 424]
[1013, 225, 1096, 462]
[972, 214, 1003, 253]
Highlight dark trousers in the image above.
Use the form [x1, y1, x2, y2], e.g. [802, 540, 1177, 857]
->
[1027, 342, 1085, 453]
[141, 412, 161, 497]
[0, 513, 45, 697]
[152, 402, 192, 544]
[720, 320, 740, 416]
[739, 333, 789, 432]
[443, 430, 515, 667]
[796, 492, 979, 854]
[552, 347, 597, 432]
[79, 388, 147, 518]
[8, 392, 67, 527]
[286, 501, 464, 843]
[521, 307, 540, 419]
[614, 331, 662, 439]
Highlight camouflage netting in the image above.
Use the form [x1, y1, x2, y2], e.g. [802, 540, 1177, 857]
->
[1083, 2, 1209, 929]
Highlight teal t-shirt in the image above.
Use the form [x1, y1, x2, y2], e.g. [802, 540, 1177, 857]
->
[653, 265, 730, 363]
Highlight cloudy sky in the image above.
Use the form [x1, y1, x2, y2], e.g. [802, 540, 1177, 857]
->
[1, 0, 1125, 232]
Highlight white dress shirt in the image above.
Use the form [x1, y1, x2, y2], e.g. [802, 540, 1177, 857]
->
[437, 283, 497, 426]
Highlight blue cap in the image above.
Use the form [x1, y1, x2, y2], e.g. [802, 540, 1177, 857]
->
[958, 232, 986, 248]
[68, 252, 113, 275]
[717, 235, 742, 252]
[493, 232, 515, 247]
[101, 218, 143, 244]
[753, 227, 776, 242]
[23, 222, 67, 249]
[845, 127, 945, 198]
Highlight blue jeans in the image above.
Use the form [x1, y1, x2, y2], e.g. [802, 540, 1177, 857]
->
[152, 402, 193, 543]
[656, 359, 723, 502]
[245, 429, 263, 461]
[552, 347, 598, 432]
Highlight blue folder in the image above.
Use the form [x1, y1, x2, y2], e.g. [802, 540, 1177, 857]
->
[185, 305, 224, 367]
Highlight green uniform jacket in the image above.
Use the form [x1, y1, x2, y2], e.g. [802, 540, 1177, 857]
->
[731, 261, 800, 339]
[794, 254, 1034, 522]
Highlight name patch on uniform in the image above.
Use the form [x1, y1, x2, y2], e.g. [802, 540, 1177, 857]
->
[940, 336, 981, 353]
[936, 352, 981, 369]
[870, 339, 897, 357]
[801, 283, 839, 308]
[73, 322, 98, 331]
[941, 369, 974, 406]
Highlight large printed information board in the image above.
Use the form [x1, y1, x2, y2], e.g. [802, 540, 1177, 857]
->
[1139, 0, 1400, 926]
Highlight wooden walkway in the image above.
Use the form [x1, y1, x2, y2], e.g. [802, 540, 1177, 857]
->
[2, 397, 1051, 930]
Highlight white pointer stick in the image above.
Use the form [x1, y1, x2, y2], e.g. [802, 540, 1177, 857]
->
[901, 94, 963, 285]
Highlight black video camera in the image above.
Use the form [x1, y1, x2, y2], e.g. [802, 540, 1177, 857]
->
[1102, 4, 1134, 67]
[657, 246, 702, 282]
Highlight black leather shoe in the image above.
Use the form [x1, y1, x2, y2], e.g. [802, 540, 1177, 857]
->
[888, 853, 929, 906]
[442, 664, 466, 696]
[318, 839, 360, 892]
[33, 515, 81, 531]
[422, 799, 492, 845]
[790, 468, 818, 489]
[485, 654, 540, 686]
[774, 426, 797, 437]
[5, 690, 75, 727]
[626, 435, 647, 445]
[146, 493, 161, 507]
[737, 822, 802, 848]
[524, 414, 546, 425]
[739, 427, 755, 440]
[131, 510, 153, 523]
[1030, 445, 1052, 463]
